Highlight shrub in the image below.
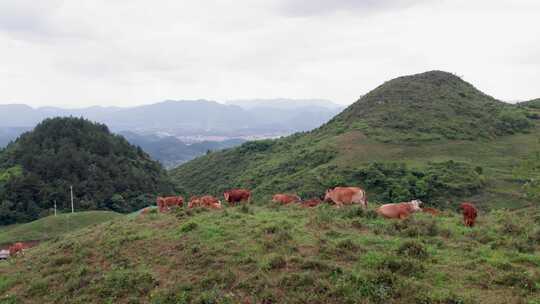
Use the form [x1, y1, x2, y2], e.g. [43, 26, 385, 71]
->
[377, 256, 425, 277]
[98, 269, 157, 299]
[495, 271, 538, 292]
[389, 217, 439, 237]
[180, 222, 198, 233]
[397, 241, 429, 259]
[266, 255, 287, 270]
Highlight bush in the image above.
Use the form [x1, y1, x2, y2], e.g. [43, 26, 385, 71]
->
[377, 256, 426, 277]
[180, 222, 198, 233]
[397, 241, 429, 259]
[98, 269, 157, 299]
[495, 271, 538, 292]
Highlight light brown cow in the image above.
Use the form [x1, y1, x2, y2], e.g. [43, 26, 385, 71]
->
[272, 194, 301, 205]
[324, 187, 368, 208]
[188, 195, 222, 209]
[376, 200, 423, 219]
[157, 196, 184, 213]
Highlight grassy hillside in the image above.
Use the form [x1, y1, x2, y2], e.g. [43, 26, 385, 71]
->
[0, 211, 121, 245]
[171, 71, 539, 208]
[1, 204, 539, 303]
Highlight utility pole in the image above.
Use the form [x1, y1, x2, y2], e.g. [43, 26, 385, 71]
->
[70, 185, 74, 214]
[54, 200, 57, 216]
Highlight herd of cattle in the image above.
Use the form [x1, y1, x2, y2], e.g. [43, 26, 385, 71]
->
[153, 186, 479, 227]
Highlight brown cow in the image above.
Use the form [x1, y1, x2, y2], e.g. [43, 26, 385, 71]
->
[324, 187, 368, 208]
[376, 200, 423, 219]
[459, 202, 478, 227]
[140, 208, 151, 215]
[157, 196, 184, 213]
[272, 194, 301, 205]
[9, 242, 26, 256]
[302, 198, 322, 208]
[189, 195, 222, 209]
[224, 189, 251, 204]
[422, 207, 441, 216]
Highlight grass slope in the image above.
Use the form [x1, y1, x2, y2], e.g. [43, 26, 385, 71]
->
[1, 204, 539, 303]
[331, 71, 531, 142]
[0, 211, 121, 245]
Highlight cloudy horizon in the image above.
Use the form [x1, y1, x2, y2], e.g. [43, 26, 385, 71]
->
[1, 0, 539, 108]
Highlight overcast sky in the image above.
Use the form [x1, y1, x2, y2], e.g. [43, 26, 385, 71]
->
[0, 0, 539, 108]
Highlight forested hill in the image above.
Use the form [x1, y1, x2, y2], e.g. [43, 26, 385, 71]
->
[0, 117, 173, 225]
[171, 71, 539, 207]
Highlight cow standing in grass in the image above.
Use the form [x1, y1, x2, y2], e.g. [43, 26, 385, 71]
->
[157, 196, 184, 213]
[9, 242, 26, 257]
[272, 194, 301, 205]
[324, 187, 368, 208]
[376, 200, 423, 219]
[224, 189, 251, 205]
[459, 202, 478, 227]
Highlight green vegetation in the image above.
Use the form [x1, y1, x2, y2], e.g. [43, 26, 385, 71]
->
[1, 203, 539, 303]
[172, 71, 539, 209]
[521, 98, 540, 109]
[330, 71, 532, 142]
[0, 211, 121, 244]
[0, 117, 173, 225]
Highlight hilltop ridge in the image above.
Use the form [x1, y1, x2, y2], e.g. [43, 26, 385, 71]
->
[325, 71, 531, 142]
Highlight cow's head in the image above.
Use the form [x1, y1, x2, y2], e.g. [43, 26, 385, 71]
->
[409, 200, 423, 212]
[323, 189, 332, 202]
[223, 192, 230, 201]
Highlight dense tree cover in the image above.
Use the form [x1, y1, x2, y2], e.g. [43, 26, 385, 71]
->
[0, 117, 173, 225]
[355, 161, 484, 206]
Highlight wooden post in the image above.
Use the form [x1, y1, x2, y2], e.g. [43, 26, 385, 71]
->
[70, 185, 74, 214]
[54, 200, 57, 216]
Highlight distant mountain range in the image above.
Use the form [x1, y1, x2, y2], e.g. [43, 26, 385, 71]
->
[0, 99, 342, 167]
[0, 99, 342, 135]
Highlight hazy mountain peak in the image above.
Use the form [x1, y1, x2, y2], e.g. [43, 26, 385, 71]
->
[226, 98, 343, 110]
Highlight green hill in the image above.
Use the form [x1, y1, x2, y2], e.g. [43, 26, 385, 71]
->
[1, 204, 539, 303]
[0, 117, 173, 225]
[171, 71, 538, 208]
[521, 98, 540, 109]
[0, 211, 121, 244]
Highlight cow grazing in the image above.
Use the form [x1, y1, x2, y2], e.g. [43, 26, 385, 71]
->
[376, 200, 423, 219]
[189, 195, 222, 209]
[459, 202, 478, 227]
[422, 207, 441, 216]
[324, 187, 368, 208]
[156, 196, 184, 213]
[9, 242, 26, 256]
[224, 189, 251, 204]
[272, 194, 301, 205]
[302, 198, 322, 208]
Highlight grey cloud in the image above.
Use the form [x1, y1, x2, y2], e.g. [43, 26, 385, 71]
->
[278, 0, 429, 17]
